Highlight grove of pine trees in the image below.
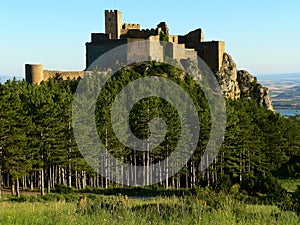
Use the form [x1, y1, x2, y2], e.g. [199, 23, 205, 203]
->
[0, 62, 300, 197]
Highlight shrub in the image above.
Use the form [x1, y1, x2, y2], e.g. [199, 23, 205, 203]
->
[277, 192, 294, 212]
[159, 32, 169, 42]
[292, 185, 300, 215]
[52, 183, 74, 194]
[278, 185, 300, 214]
[240, 172, 256, 195]
[240, 173, 285, 200]
[214, 174, 233, 193]
[76, 194, 129, 215]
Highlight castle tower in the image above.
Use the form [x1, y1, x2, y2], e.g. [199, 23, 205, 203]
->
[105, 10, 122, 39]
[25, 64, 44, 84]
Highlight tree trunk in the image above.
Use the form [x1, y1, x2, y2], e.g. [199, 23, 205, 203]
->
[68, 122, 72, 187]
[177, 173, 180, 189]
[30, 172, 34, 190]
[159, 161, 162, 186]
[11, 180, 15, 195]
[172, 176, 175, 189]
[96, 170, 100, 188]
[143, 151, 146, 186]
[130, 153, 133, 185]
[40, 169, 45, 196]
[82, 171, 86, 189]
[58, 166, 62, 184]
[165, 138, 169, 189]
[121, 156, 124, 187]
[61, 167, 67, 186]
[105, 153, 108, 188]
[68, 163, 72, 188]
[185, 168, 189, 188]
[134, 148, 137, 185]
[206, 154, 210, 187]
[51, 165, 55, 188]
[146, 139, 150, 186]
[75, 170, 78, 189]
[77, 170, 82, 189]
[105, 128, 108, 189]
[16, 179, 20, 197]
[47, 166, 51, 194]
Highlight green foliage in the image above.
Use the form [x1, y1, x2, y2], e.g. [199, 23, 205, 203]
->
[280, 178, 300, 192]
[276, 156, 300, 178]
[81, 186, 194, 197]
[292, 186, 300, 215]
[159, 32, 169, 42]
[214, 174, 233, 193]
[0, 61, 300, 197]
[279, 185, 300, 215]
[240, 172, 256, 195]
[52, 183, 74, 194]
[8, 193, 79, 203]
[240, 172, 285, 201]
[77, 194, 130, 214]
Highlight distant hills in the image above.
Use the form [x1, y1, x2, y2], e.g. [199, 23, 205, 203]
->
[276, 88, 300, 99]
[256, 73, 300, 113]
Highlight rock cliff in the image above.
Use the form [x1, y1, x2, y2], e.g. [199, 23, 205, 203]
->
[216, 53, 274, 111]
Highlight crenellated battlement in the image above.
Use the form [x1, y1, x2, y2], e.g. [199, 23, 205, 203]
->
[141, 28, 157, 32]
[105, 10, 118, 13]
[125, 28, 159, 39]
[122, 23, 141, 30]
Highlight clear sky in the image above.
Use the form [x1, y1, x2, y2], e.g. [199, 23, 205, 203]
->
[1, 0, 300, 77]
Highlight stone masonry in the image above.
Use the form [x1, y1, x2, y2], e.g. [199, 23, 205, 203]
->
[86, 10, 225, 73]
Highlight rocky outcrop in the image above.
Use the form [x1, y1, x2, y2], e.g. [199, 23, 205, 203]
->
[215, 54, 240, 100]
[237, 70, 273, 110]
[216, 53, 274, 111]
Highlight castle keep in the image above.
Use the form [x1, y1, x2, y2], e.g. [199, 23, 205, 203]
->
[26, 10, 225, 84]
[86, 10, 225, 72]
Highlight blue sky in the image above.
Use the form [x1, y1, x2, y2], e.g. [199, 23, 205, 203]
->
[1, 0, 300, 77]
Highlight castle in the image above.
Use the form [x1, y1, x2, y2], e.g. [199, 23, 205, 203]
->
[26, 10, 225, 84]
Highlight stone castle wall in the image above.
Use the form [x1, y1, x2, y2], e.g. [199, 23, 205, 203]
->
[198, 41, 225, 72]
[121, 24, 141, 36]
[25, 64, 84, 84]
[43, 70, 84, 81]
[86, 37, 127, 69]
[179, 29, 204, 49]
[27, 10, 226, 84]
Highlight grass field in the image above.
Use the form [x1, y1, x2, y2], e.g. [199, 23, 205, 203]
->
[0, 193, 299, 225]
